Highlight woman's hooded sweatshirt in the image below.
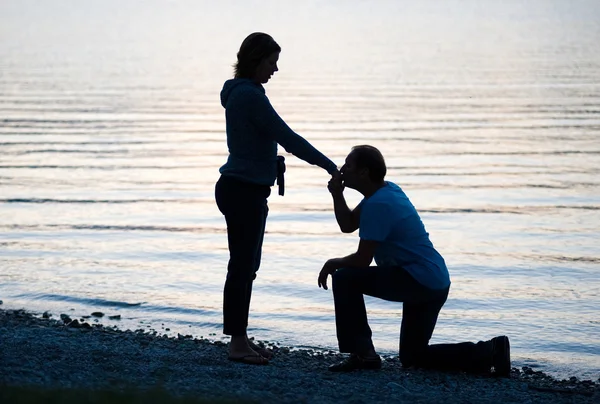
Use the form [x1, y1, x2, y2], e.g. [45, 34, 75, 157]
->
[219, 78, 337, 186]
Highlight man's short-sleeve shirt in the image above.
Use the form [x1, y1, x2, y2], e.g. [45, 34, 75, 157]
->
[359, 182, 450, 290]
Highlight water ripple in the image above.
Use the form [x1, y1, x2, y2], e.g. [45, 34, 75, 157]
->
[14, 293, 144, 308]
[0, 198, 199, 204]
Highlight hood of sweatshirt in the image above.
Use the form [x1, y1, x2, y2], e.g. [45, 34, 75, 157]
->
[220, 78, 264, 108]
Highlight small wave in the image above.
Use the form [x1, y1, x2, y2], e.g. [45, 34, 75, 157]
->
[419, 207, 526, 214]
[0, 223, 225, 234]
[409, 183, 587, 190]
[0, 165, 197, 170]
[0, 141, 164, 146]
[275, 204, 600, 215]
[422, 205, 600, 214]
[0, 198, 199, 204]
[134, 304, 215, 317]
[13, 149, 130, 155]
[0, 223, 338, 236]
[443, 150, 600, 156]
[0, 118, 178, 126]
[525, 255, 600, 264]
[553, 205, 600, 211]
[1, 118, 131, 124]
[17, 293, 144, 308]
[293, 123, 600, 132]
[390, 170, 600, 177]
[68, 224, 224, 234]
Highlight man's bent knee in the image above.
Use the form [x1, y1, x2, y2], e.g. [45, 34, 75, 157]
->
[331, 267, 356, 289]
[400, 352, 415, 368]
[400, 347, 427, 369]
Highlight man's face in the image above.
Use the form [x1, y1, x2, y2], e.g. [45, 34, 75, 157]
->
[340, 151, 363, 190]
[253, 52, 279, 84]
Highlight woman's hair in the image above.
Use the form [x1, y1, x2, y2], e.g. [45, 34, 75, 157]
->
[351, 145, 387, 182]
[234, 32, 281, 79]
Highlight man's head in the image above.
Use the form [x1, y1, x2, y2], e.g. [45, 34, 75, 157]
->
[341, 145, 387, 190]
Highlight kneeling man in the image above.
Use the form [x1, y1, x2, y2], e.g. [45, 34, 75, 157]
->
[319, 145, 510, 376]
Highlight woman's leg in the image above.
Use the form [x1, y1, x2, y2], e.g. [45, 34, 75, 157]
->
[215, 176, 270, 362]
[241, 201, 268, 331]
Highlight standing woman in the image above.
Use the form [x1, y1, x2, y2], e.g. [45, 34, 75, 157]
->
[216, 32, 339, 365]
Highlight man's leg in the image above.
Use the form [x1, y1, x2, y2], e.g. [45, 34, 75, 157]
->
[331, 267, 376, 355]
[423, 340, 495, 373]
[331, 265, 441, 355]
[331, 264, 506, 375]
[399, 293, 499, 374]
[399, 298, 445, 368]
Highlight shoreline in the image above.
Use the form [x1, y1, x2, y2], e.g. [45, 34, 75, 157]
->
[1, 308, 598, 403]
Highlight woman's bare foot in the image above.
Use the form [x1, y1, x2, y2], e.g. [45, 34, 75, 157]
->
[246, 336, 274, 359]
[228, 335, 269, 365]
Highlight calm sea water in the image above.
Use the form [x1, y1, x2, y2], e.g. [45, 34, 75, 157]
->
[1, 0, 599, 379]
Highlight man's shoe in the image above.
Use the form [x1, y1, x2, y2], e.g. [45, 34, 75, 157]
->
[328, 354, 382, 372]
[491, 336, 511, 377]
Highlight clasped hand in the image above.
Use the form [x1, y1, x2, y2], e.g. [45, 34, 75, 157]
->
[327, 171, 344, 196]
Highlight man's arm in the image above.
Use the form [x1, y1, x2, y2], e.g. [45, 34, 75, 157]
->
[328, 174, 360, 233]
[317, 239, 378, 290]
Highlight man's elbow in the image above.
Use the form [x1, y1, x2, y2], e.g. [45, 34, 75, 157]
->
[355, 254, 373, 267]
[339, 224, 356, 234]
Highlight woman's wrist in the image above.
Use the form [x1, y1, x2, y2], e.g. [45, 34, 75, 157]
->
[327, 163, 339, 175]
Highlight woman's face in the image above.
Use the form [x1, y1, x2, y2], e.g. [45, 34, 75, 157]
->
[253, 52, 279, 84]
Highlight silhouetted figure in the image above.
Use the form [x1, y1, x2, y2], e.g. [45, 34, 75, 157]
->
[216, 32, 339, 365]
[319, 145, 510, 376]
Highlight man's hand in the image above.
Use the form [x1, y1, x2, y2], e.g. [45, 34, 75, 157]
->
[318, 259, 339, 290]
[328, 171, 344, 197]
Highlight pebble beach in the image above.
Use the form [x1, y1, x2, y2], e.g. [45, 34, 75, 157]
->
[0, 308, 597, 403]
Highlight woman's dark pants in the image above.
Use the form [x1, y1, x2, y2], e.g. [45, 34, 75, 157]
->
[215, 175, 270, 336]
[332, 266, 493, 373]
